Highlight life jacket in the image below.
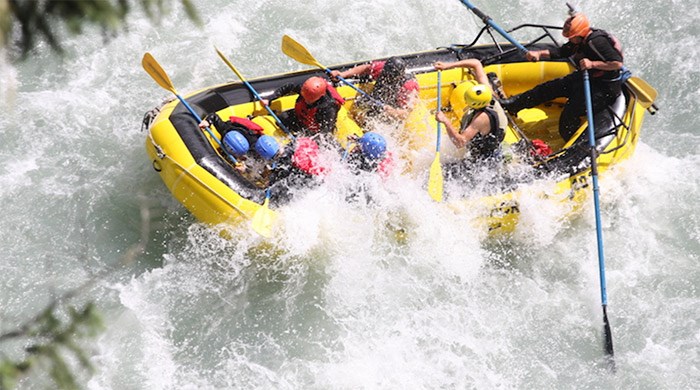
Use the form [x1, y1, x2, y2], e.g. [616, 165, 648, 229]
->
[460, 100, 507, 160]
[582, 29, 624, 79]
[291, 137, 329, 176]
[294, 85, 345, 133]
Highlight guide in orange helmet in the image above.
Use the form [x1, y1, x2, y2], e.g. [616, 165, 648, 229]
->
[500, 9, 624, 143]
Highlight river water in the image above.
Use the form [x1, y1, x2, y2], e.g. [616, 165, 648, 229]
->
[1, 0, 698, 388]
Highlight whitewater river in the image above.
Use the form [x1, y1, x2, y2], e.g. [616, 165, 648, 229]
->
[1, 0, 698, 388]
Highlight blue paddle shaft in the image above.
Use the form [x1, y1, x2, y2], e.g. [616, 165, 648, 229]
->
[175, 94, 238, 164]
[241, 79, 294, 137]
[328, 69, 385, 107]
[436, 71, 442, 153]
[458, 0, 528, 54]
[583, 70, 609, 307]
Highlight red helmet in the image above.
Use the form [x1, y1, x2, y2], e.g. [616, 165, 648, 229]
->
[563, 13, 591, 39]
[300, 77, 327, 103]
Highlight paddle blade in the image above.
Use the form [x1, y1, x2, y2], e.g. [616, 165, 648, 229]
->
[626, 77, 657, 109]
[428, 152, 444, 202]
[141, 52, 176, 94]
[251, 198, 277, 238]
[215, 47, 246, 82]
[603, 306, 616, 371]
[281, 35, 323, 69]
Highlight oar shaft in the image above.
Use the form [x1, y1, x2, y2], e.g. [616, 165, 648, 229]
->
[215, 48, 294, 137]
[333, 72, 384, 107]
[243, 78, 294, 136]
[457, 0, 528, 54]
[583, 70, 608, 306]
[436, 71, 442, 153]
[584, 70, 615, 362]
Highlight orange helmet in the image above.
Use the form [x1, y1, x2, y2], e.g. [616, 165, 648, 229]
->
[300, 77, 327, 103]
[562, 13, 591, 39]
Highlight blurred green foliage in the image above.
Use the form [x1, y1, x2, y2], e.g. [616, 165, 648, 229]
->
[1, 0, 201, 59]
[0, 302, 104, 389]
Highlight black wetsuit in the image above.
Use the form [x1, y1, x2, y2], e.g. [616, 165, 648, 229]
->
[266, 139, 323, 204]
[204, 113, 262, 147]
[503, 29, 624, 141]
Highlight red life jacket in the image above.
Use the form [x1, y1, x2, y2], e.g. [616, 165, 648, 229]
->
[291, 137, 330, 176]
[294, 84, 345, 133]
[377, 151, 394, 181]
[228, 116, 264, 135]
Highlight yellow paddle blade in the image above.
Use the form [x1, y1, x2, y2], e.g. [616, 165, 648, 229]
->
[251, 197, 278, 238]
[428, 152, 444, 202]
[141, 52, 177, 95]
[626, 77, 657, 109]
[215, 47, 246, 82]
[281, 35, 324, 69]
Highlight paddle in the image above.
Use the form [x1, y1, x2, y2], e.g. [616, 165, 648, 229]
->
[626, 76, 657, 110]
[280, 35, 385, 108]
[214, 47, 295, 138]
[428, 71, 444, 202]
[142, 52, 277, 238]
[214, 48, 290, 238]
[583, 69, 615, 369]
[141, 52, 240, 164]
[251, 185, 276, 239]
[457, 1, 616, 367]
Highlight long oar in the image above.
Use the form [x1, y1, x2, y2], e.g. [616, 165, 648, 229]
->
[457, 1, 616, 367]
[428, 71, 444, 202]
[457, 0, 528, 55]
[142, 52, 276, 237]
[214, 48, 284, 238]
[583, 70, 615, 369]
[214, 47, 295, 138]
[281, 35, 384, 108]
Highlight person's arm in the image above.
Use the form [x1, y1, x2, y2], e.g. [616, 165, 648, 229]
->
[199, 113, 231, 135]
[434, 58, 491, 92]
[525, 49, 552, 62]
[579, 58, 623, 71]
[330, 63, 372, 80]
[435, 111, 479, 149]
[264, 82, 300, 104]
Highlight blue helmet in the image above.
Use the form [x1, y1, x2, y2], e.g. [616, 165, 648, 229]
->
[358, 132, 387, 159]
[255, 135, 280, 160]
[223, 131, 249, 156]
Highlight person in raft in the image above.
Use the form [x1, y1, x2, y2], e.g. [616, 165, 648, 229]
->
[433, 58, 508, 180]
[254, 134, 329, 202]
[500, 12, 624, 142]
[330, 57, 419, 126]
[344, 132, 394, 180]
[198, 114, 266, 172]
[262, 76, 345, 145]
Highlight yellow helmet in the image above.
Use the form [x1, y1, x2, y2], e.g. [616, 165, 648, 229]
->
[450, 80, 492, 112]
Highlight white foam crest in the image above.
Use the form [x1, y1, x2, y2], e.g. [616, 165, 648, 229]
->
[110, 270, 179, 389]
